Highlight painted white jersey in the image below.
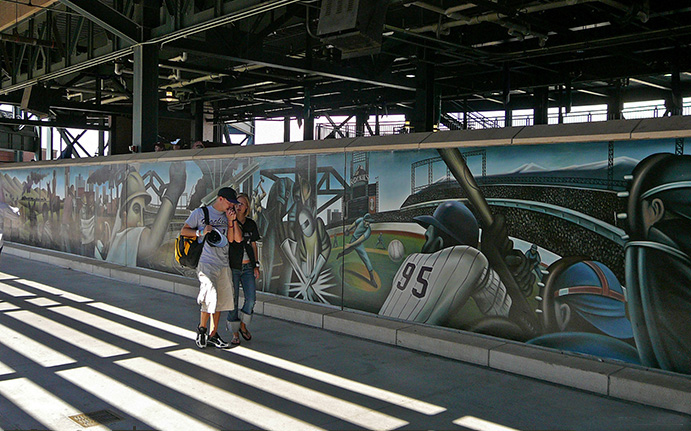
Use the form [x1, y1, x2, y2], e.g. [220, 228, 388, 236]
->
[378, 246, 511, 325]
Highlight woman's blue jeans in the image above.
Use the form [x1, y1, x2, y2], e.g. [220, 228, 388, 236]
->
[227, 263, 256, 332]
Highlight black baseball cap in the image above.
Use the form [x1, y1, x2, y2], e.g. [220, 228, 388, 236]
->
[217, 187, 240, 204]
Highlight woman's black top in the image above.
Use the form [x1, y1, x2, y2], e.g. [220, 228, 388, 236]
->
[228, 217, 261, 270]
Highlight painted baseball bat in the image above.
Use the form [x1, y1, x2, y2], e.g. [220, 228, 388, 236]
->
[437, 147, 540, 337]
[280, 238, 310, 287]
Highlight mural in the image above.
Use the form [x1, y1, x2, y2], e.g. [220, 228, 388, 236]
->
[1, 137, 689, 375]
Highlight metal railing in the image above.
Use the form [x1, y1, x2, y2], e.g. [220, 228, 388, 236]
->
[315, 102, 690, 137]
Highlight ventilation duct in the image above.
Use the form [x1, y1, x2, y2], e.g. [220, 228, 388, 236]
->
[317, 0, 390, 59]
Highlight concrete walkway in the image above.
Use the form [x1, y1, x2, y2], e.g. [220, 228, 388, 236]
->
[0, 252, 689, 430]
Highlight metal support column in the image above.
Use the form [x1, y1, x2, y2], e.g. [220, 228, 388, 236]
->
[355, 110, 368, 137]
[608, 80, 623, 120]
[411, 49, 435, 133]
[192, 101, 204, 142]
[534, 87, 549, 125]
[96, 75, 105, 156]
[303, 86, 314, 141]
[47, 126, 53, 160]
[132, 43, 159, 153]
[669, 59, 682, 116]
[303, 30, 314, 141]
[503, 63, 512, 127]
[283, 116, 291, 142]
[213, 102, 222, 143]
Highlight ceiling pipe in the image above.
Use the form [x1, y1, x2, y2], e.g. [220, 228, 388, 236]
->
[100, 95, 130, 105]
[168, 52, 188, 62]
[408, 0, 646, 34]
[160, 74, 226, 90]
[0, 32, 58, 48]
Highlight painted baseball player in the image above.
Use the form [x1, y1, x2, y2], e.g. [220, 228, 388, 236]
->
[379, 201, 511, 326]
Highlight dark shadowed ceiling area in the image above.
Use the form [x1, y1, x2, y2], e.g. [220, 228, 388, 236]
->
[0, 0, 688, 142]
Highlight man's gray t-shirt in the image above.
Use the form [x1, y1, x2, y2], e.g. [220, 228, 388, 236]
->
[184, 206, 229, 268]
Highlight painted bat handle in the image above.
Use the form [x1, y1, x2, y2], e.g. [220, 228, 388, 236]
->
[437, 148, 494, 226]
[437, 147, 541, 337]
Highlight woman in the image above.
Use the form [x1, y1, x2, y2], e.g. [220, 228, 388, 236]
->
[226, 192, 261, 345]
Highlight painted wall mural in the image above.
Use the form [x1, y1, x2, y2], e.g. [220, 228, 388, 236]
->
[1, 138, 689, 375]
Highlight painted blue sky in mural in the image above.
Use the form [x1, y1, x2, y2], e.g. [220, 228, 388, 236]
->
[371, 139, 683, 211]
[5, 138, 683, 210]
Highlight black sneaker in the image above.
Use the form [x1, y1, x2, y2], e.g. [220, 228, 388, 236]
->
[208, 333, 230, 349]
[196, 326, 207, 348]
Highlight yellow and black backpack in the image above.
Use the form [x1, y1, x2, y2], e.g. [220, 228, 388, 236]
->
[175, 206, 209, 268]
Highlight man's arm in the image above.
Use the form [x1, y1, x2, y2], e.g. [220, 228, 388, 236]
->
[181, 223, 210, 238]
[180, 209, 211, 238]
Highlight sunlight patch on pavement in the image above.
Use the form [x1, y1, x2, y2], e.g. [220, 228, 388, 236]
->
[15, 279, 92, 302]
[25, 297, 61, 307]
[118, 357, 325, 431]
[0, 360, 14, 376]
[453, 416, 519, 431]
[7, 310, 129, 357]
[0, 282, 35, 297]
[230, 346, 445, 415]
[0, 301, 19, 311]
[57, 367, 216, 430]
[0, 321, 75, 367]
[49, 306, 177, 349]
[0, 271, 18, 280]
[85, 303, 442, 418]
[169, 349, 408, 431]
[89, 302, 195, 339]
[0, 377, 108, 430]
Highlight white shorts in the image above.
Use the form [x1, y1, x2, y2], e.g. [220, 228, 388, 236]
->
[196, 262, 234, 314]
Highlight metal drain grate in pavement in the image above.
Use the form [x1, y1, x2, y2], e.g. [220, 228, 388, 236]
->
[68, 410, 122, 427]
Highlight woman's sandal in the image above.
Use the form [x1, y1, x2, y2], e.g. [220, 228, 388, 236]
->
[231, 334, 241, 346]
[239, 327, 252, 341]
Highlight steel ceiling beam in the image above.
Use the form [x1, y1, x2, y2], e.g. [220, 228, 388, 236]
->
[0, 0, 300, 96]
[0, 116, 110, 130]
[170, 39, 417, 92]
[58, 0, 141, 44]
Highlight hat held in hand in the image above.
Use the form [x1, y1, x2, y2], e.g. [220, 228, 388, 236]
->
[206, 227, 228, 248]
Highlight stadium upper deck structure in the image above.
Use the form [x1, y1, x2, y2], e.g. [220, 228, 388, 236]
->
[0, 1, 689, 157]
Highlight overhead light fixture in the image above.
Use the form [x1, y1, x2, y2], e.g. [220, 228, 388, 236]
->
[629, 77, 670, 91]
[406, 74, 415, 78]
[160, 91, 179, 103]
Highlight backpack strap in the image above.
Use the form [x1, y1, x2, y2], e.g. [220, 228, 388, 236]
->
[201, 206, 210, 226]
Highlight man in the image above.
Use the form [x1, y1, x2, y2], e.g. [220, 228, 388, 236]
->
[181, 187, 242, 349]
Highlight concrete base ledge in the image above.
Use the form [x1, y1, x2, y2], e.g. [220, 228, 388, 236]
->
[5, 243, 690, 415]
[263, 297, 339, 327]
[609, 367, 691, 413]
[397, 324, 507, 367]
[489, 342, 625, 394]
[324, 310, 412, 345]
